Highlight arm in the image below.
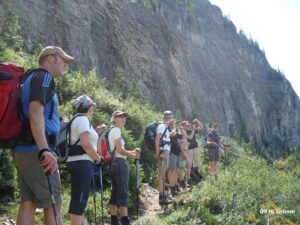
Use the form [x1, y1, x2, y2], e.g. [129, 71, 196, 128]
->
[29, 100, 57, 174]
[79, 131, 101, 162]
[178, 139, 187, 159]
[114, 138, 140, 159]
[182, 129, 194, 141]
[206, 136, 216, 144]
[193, 119, 204, 132]
[155, 133, 163, 158]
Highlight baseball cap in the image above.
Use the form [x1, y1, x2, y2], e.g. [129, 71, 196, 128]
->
[163, 110, 174, 120]
[38, 46, 75, 64]
[180, 121, 189, 127]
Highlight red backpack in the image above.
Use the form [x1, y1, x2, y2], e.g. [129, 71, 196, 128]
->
[0, 62, 25, 149]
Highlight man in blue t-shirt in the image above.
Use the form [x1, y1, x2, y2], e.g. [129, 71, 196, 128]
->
[14, 46, 74, 225]
[206, 123, 225, 176]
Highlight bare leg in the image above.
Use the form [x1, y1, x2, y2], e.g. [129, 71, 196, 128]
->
[119, 206, 128, 217]
[44, 205, 63, 225]
[110, 204, 118, 215]
[157, 167, 167, 193]
[17, 200, 36, 225]
[69, 213, 84, 225]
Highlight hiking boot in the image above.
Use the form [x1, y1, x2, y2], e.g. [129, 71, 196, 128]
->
[159, 193, 174, 205]
[111, 215, 121, 225]
[121, 216, 132, 225]
[179, 180, 187, 189]
[170, 186, 179, 196]
[175, 184, 182, 192]
[187, 178, 193, 186]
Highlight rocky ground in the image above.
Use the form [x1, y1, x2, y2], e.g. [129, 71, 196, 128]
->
[0, 183, 163, 225]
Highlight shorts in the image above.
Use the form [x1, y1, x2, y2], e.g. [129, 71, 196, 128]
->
[186, 147, 200, 167]
[66, 160, 93, 215]
[109, 158, 129, 207]
[169, 153, 180, 169]
[158, 149, 170, 168]
[208, 147, 219, 161]
[13, 150, 62, 208]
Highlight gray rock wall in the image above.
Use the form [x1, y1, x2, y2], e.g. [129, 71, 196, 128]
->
[1, 0, 299, 152]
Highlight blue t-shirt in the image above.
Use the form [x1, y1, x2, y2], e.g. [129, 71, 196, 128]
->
[15, 69, 59, 151]
[208, 131, 221, 144]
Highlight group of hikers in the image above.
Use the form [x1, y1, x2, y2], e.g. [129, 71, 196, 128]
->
[154, 111, 225, 205]
[9, 46, 225, 225]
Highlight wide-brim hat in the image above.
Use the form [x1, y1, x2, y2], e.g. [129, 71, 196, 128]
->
[111, 110, 128, 120]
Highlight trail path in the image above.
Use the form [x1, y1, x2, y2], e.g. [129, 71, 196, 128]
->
[134, 183, 162, 223]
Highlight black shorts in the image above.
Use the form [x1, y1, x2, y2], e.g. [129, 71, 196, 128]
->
[109, 158, 129, 207]
[208, 147, 219, 162]
[67, 160, 93, 215]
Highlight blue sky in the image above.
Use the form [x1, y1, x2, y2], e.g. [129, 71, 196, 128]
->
[209, 0, 300, 97]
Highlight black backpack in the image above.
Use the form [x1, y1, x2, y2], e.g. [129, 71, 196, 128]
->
[55, 114, 84, 163]
[144, 122, 168, 151]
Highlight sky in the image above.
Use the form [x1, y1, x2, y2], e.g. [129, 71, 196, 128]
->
[209, 0, 300, 97]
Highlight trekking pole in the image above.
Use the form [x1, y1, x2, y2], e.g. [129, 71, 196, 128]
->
[135, 159, 140, 219]
[224, 148, 226, 173]
[92, 166, 97, 225]
[99, 161, 104, 225]
[46, 174, 58, 225]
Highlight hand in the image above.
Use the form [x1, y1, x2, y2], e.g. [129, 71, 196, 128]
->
[40, 151, 58, 175]
[134, 150, 140, 160]
[135, 148, 141, 154]
[95, 155, 102, 164]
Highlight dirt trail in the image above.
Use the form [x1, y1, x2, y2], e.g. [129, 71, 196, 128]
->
[135, 183, 162, 222]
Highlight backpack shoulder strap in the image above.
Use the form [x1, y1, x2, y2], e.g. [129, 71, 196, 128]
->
[22, 68, 56, 120]
[161, 127, 168, 141]
[68, 114, 85, 146]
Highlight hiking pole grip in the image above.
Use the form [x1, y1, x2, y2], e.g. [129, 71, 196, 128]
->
[135, 159, 140, 219]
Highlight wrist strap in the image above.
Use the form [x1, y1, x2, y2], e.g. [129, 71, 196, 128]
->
[38, 148, 49, 161]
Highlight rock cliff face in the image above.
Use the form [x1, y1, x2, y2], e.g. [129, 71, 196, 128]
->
[1, 0, 300, 152]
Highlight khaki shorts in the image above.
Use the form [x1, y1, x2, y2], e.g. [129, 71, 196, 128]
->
[13, 150, 62, 208]
[186, 147, 200, 167]
[158, 149, 170, 168]
[179, 153, 187, 168]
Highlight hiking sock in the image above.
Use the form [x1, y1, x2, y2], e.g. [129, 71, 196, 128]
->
[121, 216, 131, 225]
[111, 215, 120, 225]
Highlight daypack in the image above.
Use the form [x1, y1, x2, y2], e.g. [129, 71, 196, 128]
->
[144, 122, 168, 151]
[95, 123, 114, 163]
[55, 114, 84, 163]
[0, 63, 25, 149]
